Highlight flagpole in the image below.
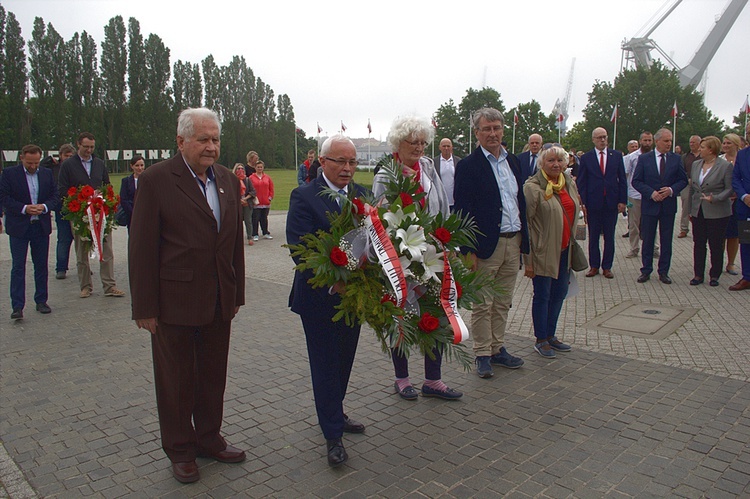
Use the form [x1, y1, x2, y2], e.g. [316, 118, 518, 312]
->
[613, 116, 617, 152]
[468, 111, 472, 156]
[672, 101, 677, 152]
[744, 95, 749, 133]
[558, 115, 562, 144]
[512, 111, 517, 154]
[294, 122, 298, 169]
[367, 119, 371, 165]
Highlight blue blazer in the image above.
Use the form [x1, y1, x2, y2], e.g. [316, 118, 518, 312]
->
[286, 175, 368, 318]
[0, 164, 59, 237]
[453, 147, 530, 260]
[734, 146, 750, 221]
[577, 148, 627, 210]
[632, 150, 688, 217]
[517, 150, 536, 180]
[119, 174, 137, 219]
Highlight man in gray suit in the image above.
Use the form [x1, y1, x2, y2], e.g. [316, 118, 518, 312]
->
[433, 138, 460, 210]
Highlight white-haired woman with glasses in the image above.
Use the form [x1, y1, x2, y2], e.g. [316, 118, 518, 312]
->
[372, 115, 460, 401]
[523, 144, 580, 359]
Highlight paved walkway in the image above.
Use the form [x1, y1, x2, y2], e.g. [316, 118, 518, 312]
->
[1, 211, 749, 498]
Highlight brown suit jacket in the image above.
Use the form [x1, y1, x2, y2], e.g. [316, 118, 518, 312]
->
[128, 152, 245, 326]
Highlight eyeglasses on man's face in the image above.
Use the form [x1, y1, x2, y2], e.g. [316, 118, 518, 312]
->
[323, 157, 359, 167]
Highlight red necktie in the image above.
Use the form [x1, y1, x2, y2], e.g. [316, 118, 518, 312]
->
[599, 151, 605, 174]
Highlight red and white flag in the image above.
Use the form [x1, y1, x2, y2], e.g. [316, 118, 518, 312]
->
[317, 122, 322, 134]
[741, 96, 750, 114]
[367, 119, 372, 134]
[557, 113, 564, 123]
[431, 118, 438, 129]
[671, 101, 678, 117]
[341, 121, 347, 132]
[513, 110, 518, 124]
[610, 104, 618, 123]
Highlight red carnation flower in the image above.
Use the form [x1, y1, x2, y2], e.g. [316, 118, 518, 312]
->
[399, 192, 413, 207]
[434, 227, 451, 244]
[351, 198, 365, 215]
[106, 185, 114, 196]
[330, 246, 349, 267]
[418, 312, 440, 333]
[80, 185, 95, 199]
[67, 187, 78, 197]
[67, 200, 81, 213]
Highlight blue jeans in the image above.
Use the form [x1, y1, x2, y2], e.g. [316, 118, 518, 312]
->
[55, 211, 74, 272]
[10, 222, 49, 310]
[531, 247, 570, 341]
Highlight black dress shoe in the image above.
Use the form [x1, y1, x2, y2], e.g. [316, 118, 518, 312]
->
[689, 278, 704, 286]
[709, 279, 719, 287]
[343, 415, 365, 434]
[637, 273, 650, 283]
[658, 274, 672, 284]
[326, 438, 348, 467]
[172, 461, 199, 483]
[197, 444, 246, 463]
[11, 309, 23, 320]
[36, 302, 52, 314]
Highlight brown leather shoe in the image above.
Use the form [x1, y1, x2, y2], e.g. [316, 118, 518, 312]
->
[198, 444, 246, 463]
[602, 269, 614, 279]
[586, 268, 599, 277]
[729, 279, 750, 291]
[678, 231, 687, 238]
[172, 461, 199, 483]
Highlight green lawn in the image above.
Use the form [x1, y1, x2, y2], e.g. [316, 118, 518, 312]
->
[109, 168, 375, 212]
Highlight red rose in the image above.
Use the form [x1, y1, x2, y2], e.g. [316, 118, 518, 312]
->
[455, 282, 463, 300]
[434, 227, 451, 244]
[418, 312, 440, 333]
[399, 192, 413, 207]
[380, 293, 397, 305]
[351, 198, 365, 215]
[330, 246, 349, 267]
[67, 187, 78, 197]
[67, 200, 81, 213]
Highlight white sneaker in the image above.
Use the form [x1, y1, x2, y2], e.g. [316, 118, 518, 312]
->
[263, 234, 273, 240]
[253, 235, 259, 241]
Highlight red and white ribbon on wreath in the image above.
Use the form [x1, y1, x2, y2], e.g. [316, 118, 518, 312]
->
[364, 208, 407, 307]
[86, 195, 106, 262]
[439, 249, 470, 344]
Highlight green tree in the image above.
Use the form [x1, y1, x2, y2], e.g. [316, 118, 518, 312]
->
[506, 100, 556, 154]
[125, 17, 146, 145]
[172, 59, 202, 112]
[100, 15, 127, 149]
[433, 99, 465, 156]
[143, 33, 172, 147]
[580, 62, 724, 152]
[1, 10, 28, 147]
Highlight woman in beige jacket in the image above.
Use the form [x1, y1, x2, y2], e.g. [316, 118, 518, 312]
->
[523, 144, 581, 359]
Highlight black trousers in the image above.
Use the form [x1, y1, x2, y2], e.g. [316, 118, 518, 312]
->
[691, 208, 730, 279]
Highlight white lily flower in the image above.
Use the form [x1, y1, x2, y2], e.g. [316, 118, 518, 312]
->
[399, 255, 414, 278]
[421, 244, 444, 283]
[396, 225, 427, 262]
[383, 208, 416, 234]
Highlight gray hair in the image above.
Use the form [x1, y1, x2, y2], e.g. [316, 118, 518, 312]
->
[627, 140, 638, 147]
[177, 107, 222, 140]
[320, 135, 355, 156]
[386, 116, 435, 152]
[654, 128, 671, 141]
[538, 144, 568, 166]
[59, 143, 76, 156]
[471, 108, 505, 129]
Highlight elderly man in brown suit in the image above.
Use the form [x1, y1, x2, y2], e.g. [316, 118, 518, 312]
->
[128, 107, 246, 484]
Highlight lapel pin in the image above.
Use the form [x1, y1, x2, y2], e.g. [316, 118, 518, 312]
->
[219, 187, 225, 194]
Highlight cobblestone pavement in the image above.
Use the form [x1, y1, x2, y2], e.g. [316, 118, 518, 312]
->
[1, 210, 749, 498]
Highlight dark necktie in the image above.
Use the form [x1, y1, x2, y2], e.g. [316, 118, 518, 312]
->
[659, 154, 666, 179]
[530, 154, 536, 173]
[337, 189, 346, 207]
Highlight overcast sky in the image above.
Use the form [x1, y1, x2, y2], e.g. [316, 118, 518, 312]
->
[5, 0, 749, 142]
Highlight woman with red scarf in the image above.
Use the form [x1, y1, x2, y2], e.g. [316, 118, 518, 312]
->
[372, 115, 459, 401]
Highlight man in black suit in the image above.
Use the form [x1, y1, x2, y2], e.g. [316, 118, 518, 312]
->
[454, 108, 530, 379]
[41, 143, 76, 279]
[0, 144, 59, 319]
[517, 133, 543, 179]
[632, 128, 688, 284]
[433, 138, 460, 210]
[58, 132, 125, 298]
[286, 135, 367, 467]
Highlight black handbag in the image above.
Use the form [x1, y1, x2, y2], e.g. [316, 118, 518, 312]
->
[115, 204, 130, 227]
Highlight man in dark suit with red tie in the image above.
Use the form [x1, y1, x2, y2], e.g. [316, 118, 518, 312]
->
[128, 108, 246, 483]
[0, 144, 59, 319]
[632, 128, 689, 284]
[577, 127, 627, 279]
[286, 135, 368, 467]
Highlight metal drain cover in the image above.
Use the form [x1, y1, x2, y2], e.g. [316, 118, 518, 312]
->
[582, 301, 698, 339]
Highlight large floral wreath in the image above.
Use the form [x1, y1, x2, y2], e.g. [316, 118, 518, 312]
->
[287, 164, 503, 368]
[62, 184, 120, 260]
